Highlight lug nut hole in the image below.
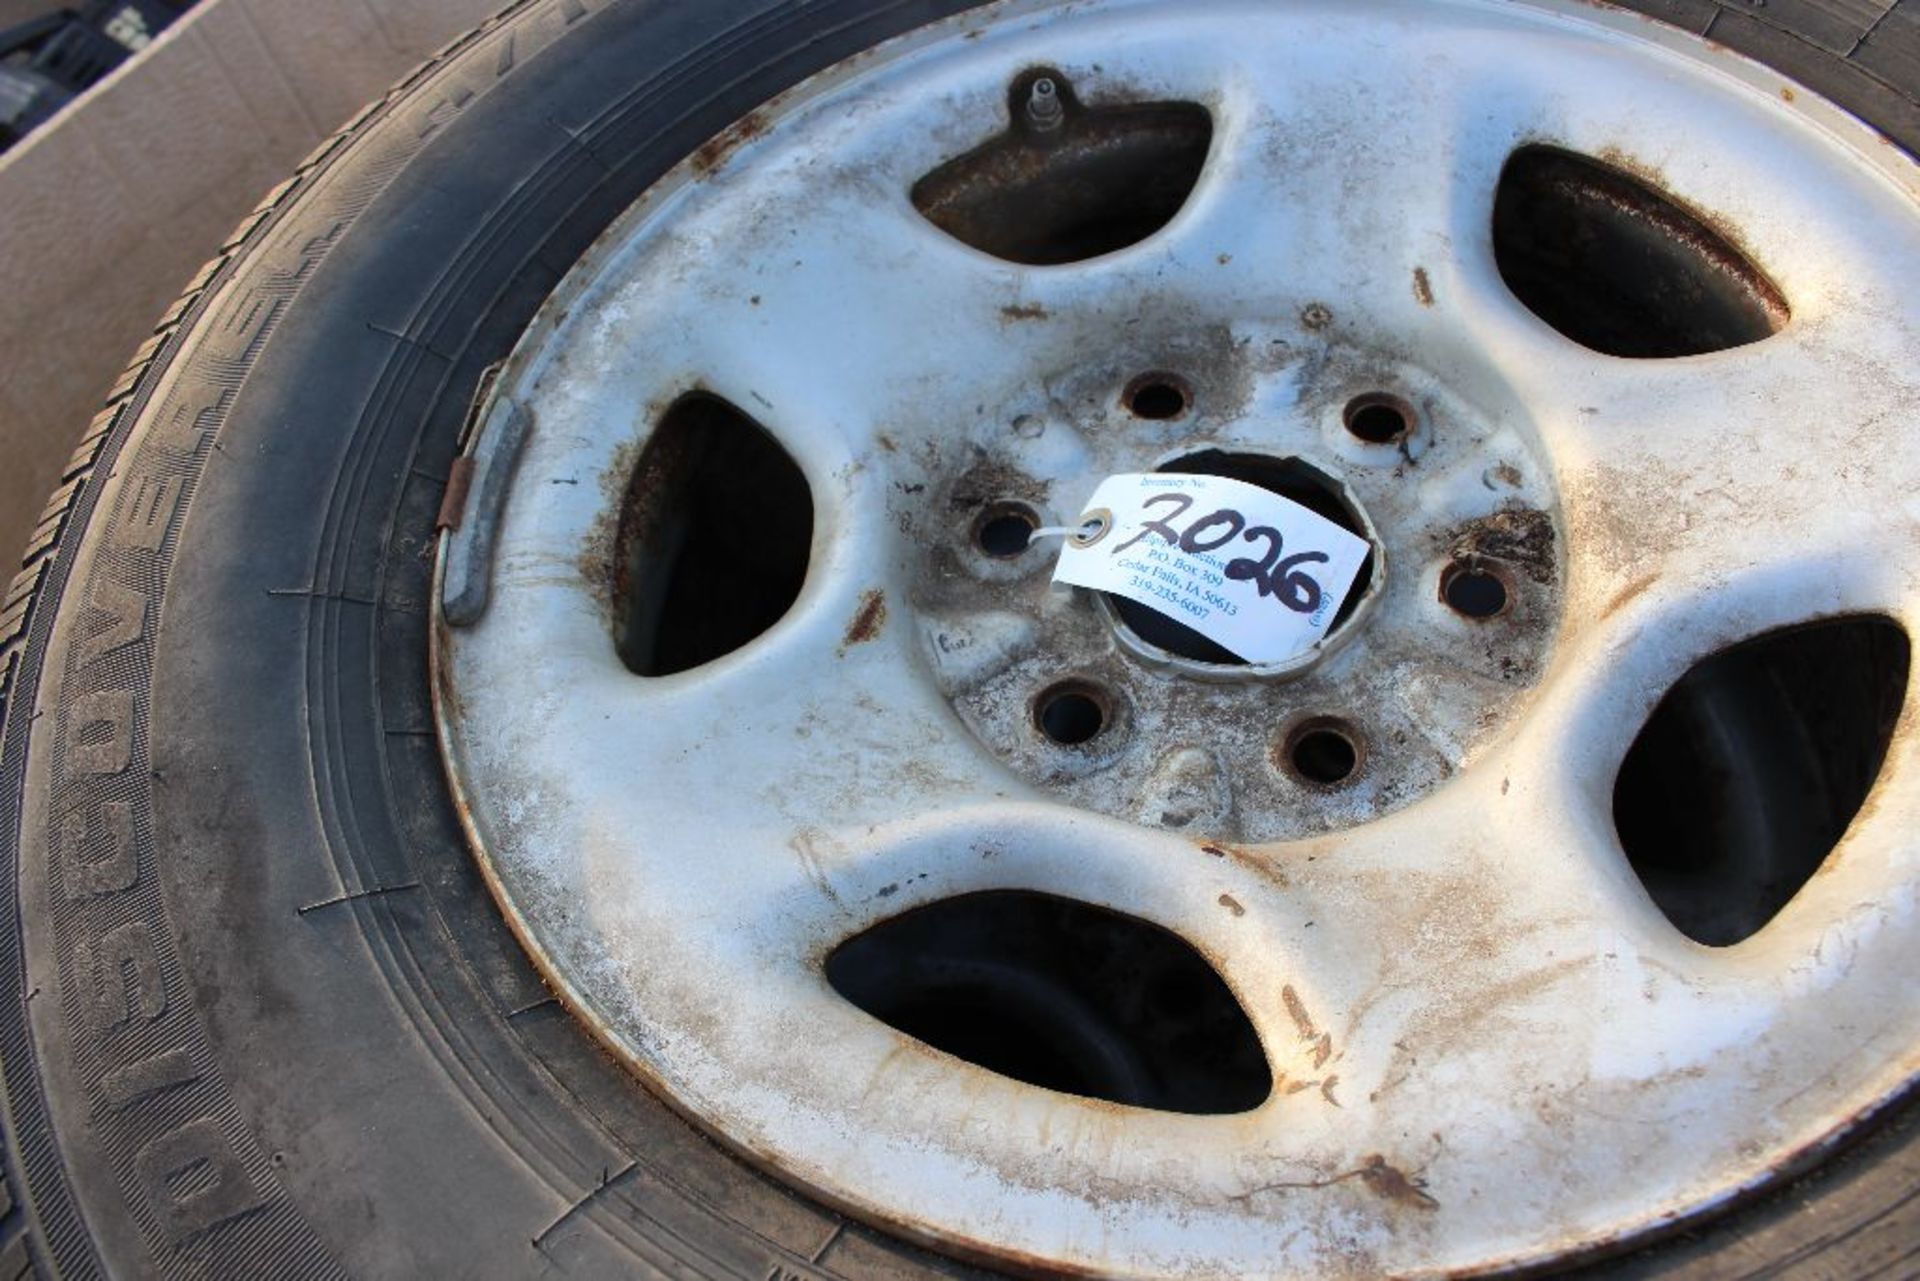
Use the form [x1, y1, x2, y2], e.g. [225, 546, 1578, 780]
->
[1124, 373, 1192, 420]
[1035, 681, 1110, 746]
[1440, 562, 1511, 619]
[1343, 393, 1416, 444]
[1281, 718, 1363, 787]
[975, 503, 1039, 558]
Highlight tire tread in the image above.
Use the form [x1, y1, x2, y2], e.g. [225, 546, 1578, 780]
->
[0, 3, 538, 1271]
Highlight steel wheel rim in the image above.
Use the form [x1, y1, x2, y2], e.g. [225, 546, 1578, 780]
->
[433, 0, 1920, 1273]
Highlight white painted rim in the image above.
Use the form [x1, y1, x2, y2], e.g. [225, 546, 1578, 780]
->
[436, 1, 1920, 1273]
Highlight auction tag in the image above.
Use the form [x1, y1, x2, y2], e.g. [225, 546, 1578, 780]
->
[1051, 473, 1370, 664]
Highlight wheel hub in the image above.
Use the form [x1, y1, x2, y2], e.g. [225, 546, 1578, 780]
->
[914, 331, 1563, 840]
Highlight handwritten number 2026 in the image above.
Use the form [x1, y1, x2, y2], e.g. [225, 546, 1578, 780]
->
[1111, 492, 1329, 614]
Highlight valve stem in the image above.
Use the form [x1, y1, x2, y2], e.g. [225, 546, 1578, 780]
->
[1025, 77, 1064, 133]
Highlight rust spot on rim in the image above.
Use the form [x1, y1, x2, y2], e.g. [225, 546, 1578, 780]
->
[691, 109, 771, 176]
[841, 589, 888, 651]
[1197, 838, 1267, 863]
[1412, 266, 1434, 307]
[1446, 507, 1557, 586]
[1282, 985, 1317, 1041]
[1601, 573, 1658, 620]
[577, 432, 652, 621]
[1357, 1154, 1439, 1210]
[435, 457, 477, 530]
[1587, 144, 1791, 331]
[1233, 1153, 1438, 1210]
[1000, 302, 1049, 321]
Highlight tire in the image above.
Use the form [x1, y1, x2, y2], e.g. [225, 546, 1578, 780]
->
[0, 0, 1915, 1276]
